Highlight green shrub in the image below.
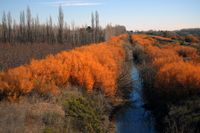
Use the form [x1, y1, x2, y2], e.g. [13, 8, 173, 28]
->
[63, 95, 106, 133]
[43, 127, 53, 133]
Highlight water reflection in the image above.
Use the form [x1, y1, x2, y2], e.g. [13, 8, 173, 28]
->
[116, 66, 155, 133]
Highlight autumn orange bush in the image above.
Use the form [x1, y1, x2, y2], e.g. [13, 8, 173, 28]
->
[132, 34, 200, 97]
[185, 35, 200, 43]
[132, 34, 157, 46]
[145, 45, 182, 69]
[109, 34, 128, 44]
[162, 44, 198, 59]
[0, 36, 127, 99]
[156, 61, 200, 94]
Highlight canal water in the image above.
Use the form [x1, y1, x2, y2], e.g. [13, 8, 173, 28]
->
[116, 65, 155, 133]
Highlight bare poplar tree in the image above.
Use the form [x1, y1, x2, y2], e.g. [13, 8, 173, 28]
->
[105, 24, 113, 41]
[20, 11, 25, 42]
[12, 19, 17, 43]
[71, 21, 76, 45]
[35, 15, 40, 42]
[7, 12, 12, 43]
[58, 5, 64, 44]
[49, 16, 55, 44]
[91, 12, 95, 43]
[26, 6, 32, 42]
[46, 19, 50, 43]
[95, 11, 99, 43]
[2, 11, 7, 42]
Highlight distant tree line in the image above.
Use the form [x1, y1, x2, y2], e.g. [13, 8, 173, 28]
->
[0, 6, 126, 45]
[105, 24, 127, 41]
[135, 29, 200, 43]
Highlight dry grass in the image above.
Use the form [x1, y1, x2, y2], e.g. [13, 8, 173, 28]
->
[0, 84, 115, 133]
[0, 98, 64, 133]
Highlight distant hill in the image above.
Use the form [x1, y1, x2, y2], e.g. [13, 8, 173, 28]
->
[136, 28, 200, 40]
[176, 28, 200, 37]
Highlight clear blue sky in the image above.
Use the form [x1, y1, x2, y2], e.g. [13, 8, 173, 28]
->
[0, 0, 200, 31]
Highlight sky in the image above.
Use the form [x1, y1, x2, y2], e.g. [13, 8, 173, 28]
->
[0, 0, 200, 31]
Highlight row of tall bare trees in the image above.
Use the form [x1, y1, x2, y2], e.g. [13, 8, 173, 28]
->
[0, 6, 126, 45]
[0, 6, 103, 45]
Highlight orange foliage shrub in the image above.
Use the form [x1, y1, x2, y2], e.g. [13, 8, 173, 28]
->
[0, 36, 126, 99]
[156, 61, 200, 94]
[132, 34, 157, 46]
[133, 34, 200, 97]
[163, 44, 198, 59]
[147, 46, 182, 68]
[109, 34, 128, 44]
[185, 35, 200, 43]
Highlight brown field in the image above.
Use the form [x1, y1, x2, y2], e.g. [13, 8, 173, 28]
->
[0, 43, 76, 71]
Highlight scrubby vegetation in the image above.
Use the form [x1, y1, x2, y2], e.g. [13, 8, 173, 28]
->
[1, 1, 199, 132]
[0, 35, 128, 101]
[0, 34, 134, 133]
[1, 30, 199, 132]
[132, 34, 200, 99]
[131, 34, 200, 133]
[0, 86, 114, 133]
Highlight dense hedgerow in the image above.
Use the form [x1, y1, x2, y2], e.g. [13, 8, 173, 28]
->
[132, 34, 200, 97]
[0, 35, 128, 100]
[156, 61, 200, 94]
[132, 34, 157, 46]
